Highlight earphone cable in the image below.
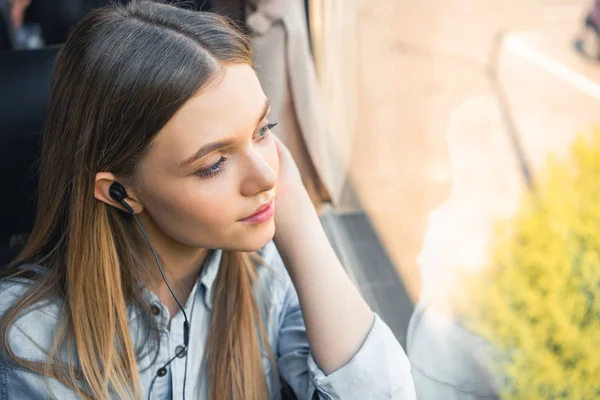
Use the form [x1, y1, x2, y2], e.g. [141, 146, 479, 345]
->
[119, 199, 190, 400]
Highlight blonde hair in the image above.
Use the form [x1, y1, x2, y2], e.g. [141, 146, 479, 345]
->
[1, 2, 273, 398]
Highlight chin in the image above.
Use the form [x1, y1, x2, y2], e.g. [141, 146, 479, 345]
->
[246, 222, 276, 251]
[225, 220, 276, 252]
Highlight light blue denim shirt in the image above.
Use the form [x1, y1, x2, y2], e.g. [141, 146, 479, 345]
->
[0, 241, 416, 399]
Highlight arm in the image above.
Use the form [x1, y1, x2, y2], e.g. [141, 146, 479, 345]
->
[271, 136, 416, 398]
[272, 137, 373, 375]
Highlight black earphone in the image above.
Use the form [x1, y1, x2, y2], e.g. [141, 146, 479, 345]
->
[108, 182, 128, 203]
[109, 182, 190, 400]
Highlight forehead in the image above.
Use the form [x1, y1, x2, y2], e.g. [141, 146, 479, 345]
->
[148, 64, 266, 167]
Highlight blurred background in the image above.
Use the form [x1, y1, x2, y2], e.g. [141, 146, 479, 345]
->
[310, 1, 600, 398]
[2, 0, 600, 398]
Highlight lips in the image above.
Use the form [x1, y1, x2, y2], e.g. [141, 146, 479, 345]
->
[240, 200, 274, 223]
[250, 202, 271, 217]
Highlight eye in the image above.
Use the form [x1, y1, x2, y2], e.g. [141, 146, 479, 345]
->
[195, 156, 226, 178]
[256, 122, 278, 140]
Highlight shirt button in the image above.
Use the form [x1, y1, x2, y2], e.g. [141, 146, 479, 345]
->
[150, 304, 161, 316]
[157, 367, 167, 377]
[175, 345, 187, 358]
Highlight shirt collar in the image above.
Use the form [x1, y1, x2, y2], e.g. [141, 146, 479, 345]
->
[133, 248, 222, 318]
[198, 248, 222, 311]
[15, 250, 224, 316]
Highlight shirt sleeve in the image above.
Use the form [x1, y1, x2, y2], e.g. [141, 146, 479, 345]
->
[0, 280, 81, 400]
[275, 268, 416, 399]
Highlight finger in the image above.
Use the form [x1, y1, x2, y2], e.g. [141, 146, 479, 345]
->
[272, 135, 291, 157]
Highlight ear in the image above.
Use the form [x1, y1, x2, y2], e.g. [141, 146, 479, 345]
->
[94, 172, 144, 214]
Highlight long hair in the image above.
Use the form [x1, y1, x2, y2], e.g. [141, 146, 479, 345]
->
[0, 2, 272, 398]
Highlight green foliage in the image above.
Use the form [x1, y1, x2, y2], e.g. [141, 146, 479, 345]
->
[458, 128, 600, 399]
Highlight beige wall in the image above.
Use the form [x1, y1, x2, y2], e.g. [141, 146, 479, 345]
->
[309, 1, 425, 300]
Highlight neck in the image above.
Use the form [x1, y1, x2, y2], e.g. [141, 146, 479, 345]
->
[135, 213, 210, 319]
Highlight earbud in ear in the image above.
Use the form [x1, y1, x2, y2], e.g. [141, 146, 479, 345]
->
[109, 182, 128, 203]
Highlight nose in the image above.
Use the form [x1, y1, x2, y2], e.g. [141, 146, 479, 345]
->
[239, 149, 277, 197]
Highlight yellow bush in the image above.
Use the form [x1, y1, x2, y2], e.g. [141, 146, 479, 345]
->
[457, 128, 600, 399]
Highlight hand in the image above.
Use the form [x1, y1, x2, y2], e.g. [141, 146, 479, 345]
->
[272, 136, 316, 240]
[272, 135, 304, 196]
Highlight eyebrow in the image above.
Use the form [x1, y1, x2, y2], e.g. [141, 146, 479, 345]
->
[180, 98, 271, 169]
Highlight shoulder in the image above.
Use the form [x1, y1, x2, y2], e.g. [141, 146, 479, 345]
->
[0, 275, 36, 316]
[0, 268, 62, 320]
[255, 241, 293, 297]
[0, 274, 62, 363]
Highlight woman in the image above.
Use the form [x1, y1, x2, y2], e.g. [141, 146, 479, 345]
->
[0, 1, 415, 399]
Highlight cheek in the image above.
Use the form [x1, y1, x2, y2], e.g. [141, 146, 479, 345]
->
[178, 191, 234, 226]
[142, 178, 240, 245]
[168, 180, 239, 228]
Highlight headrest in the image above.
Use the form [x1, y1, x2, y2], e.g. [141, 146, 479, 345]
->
[0, 46, 60, 238]
[0, 0, 16, 50]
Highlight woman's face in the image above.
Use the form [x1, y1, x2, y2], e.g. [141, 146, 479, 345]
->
[132, 64, 279, 252]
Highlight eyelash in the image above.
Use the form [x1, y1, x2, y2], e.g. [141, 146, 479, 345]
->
[195, 122, 278, 178]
